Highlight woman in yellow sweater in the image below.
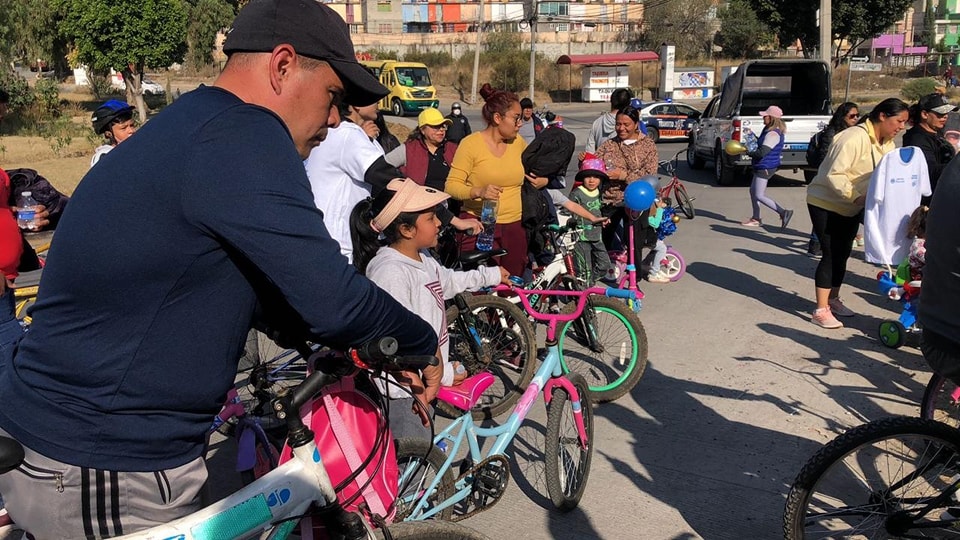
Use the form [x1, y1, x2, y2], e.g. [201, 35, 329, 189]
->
[806, 98, 909, 329]
[445, 83, 548, 276]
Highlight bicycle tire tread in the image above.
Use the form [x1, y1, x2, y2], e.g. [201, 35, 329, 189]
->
[782, 416, 960, 539]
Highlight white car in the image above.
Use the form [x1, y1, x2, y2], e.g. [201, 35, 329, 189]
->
[109, 72, 165, 95]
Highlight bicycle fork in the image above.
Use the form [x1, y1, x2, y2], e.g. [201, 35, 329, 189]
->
[543, 376, 590, 448]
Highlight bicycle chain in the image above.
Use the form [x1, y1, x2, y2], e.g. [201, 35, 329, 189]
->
[449, 455, 511, 522]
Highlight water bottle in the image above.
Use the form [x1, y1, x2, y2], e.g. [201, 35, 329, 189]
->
[476, 199, 498, 251]
[16, 191, 39, 231]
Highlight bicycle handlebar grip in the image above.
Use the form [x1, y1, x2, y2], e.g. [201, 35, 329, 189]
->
[393, 355, 440, 370]
[604, 288, 636, 300]
[354, 337, 399, 367]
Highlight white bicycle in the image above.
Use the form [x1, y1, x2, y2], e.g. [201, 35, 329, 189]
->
[0, 338, 490, 540]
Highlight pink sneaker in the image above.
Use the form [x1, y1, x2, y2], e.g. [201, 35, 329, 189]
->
[812, 308, 843, 329]
[741, 218, 762, 227]
[828, 298, 855, 317]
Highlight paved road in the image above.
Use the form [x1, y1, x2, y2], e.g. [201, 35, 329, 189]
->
[209, 103, 928, 539]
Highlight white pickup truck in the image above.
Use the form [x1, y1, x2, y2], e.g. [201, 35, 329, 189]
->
[686, 59, 832, 185]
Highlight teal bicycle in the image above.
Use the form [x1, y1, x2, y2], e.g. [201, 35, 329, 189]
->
[395, 285, 636, 520]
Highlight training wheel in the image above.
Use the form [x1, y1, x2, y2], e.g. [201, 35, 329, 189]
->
[878, 320, 907, 349]
[662, 248, 686, 282]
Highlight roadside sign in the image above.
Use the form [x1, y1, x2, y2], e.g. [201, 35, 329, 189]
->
[850, 62, 882, 72]
[849, 56, 869, 63]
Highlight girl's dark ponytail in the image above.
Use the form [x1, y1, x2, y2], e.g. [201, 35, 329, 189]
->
[350, 198, 381, 275]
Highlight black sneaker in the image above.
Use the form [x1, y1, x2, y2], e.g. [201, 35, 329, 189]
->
[807, 239, 822, 257]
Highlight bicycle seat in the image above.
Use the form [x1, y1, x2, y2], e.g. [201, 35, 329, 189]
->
[458, 249, 507, 269]
[0, 437, 24, 474]
[436, 372, 496, 412]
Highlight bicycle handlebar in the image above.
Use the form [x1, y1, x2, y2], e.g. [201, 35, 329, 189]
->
[287, 338, 438, 412]
[494, 284, 637, 324]
[604, 288, 634, 300]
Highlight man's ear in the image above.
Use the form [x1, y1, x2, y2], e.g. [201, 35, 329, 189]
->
[268, 44, 298, 95]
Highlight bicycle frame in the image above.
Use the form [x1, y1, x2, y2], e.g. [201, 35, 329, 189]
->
[401, 286, 634, 521]
[115, 439, 336, 539]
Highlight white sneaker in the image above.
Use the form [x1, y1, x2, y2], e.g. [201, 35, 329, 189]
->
[647, 270, 670, 284]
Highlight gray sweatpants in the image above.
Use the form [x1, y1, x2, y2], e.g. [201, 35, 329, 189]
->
[0, 428, 207, 539]
[576, 239, 612, 283]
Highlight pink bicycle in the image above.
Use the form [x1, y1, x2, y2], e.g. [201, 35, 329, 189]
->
[607, 211, 685, 309]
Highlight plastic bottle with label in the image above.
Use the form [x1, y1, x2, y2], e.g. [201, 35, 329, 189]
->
[475, 199, 498, 251]
[16, 191, 39, 231]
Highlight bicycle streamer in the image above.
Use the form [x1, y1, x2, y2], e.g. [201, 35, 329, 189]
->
[277, 369, 398, 538]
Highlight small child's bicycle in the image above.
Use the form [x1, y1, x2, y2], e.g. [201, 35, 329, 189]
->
[396, 285, 636, 522]
[876, 269, 921, 349]
[657, 150, 695, 219]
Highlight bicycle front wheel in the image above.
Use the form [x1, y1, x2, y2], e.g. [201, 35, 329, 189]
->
[783, 416, 960, 539]
[440, 295, 536, 420]
[921, 373, 960, 429]
[673, 183, 695, 219]
[234, 330, 308, 434]
[377, 521, 492, 540]
[544, 373, 594, 512]
[558, 296, 648, 403]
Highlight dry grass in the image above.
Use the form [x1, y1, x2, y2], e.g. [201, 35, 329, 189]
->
[1, 135, 94, 196]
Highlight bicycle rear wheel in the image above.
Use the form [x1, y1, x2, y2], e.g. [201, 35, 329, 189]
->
[439, 295, 536, 420]
[783, 416, 960, 539]
[558, 296, 648, 403]
[394, 437, 455, 521]
[921, 373, 960, 429]
[378, 521, 491, 540]
[544, 373, 594, 512]
[673, 183, 695, 219]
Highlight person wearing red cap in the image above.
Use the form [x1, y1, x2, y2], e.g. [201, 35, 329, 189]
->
[740, 105, 794, 231]
[0, 1, 439, 536]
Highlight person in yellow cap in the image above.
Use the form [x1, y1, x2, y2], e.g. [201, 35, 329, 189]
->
[385, 107, 461, 213]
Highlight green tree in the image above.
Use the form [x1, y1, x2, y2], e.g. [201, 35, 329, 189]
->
[57, 0, 188, 121]
[184, 0, 235, 70]
[750, 0, 914, 60]
[833, 0, 914, 61]
[716, 0, 773, 58]
[0, 0, 68, 73]
[639, 0, 716, 60]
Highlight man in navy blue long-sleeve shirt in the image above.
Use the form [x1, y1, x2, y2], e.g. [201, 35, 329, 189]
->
[0, 1, 438, 537]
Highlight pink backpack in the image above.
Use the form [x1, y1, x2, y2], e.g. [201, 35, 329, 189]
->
[278, 376, 398, 538]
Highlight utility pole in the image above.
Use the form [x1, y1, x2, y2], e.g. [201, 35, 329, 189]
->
[819, 0, 832, 70]
[528, 3, 537, 100]
[471, 0, 485, 104]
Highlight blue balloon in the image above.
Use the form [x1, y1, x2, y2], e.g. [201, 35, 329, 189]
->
[624, 181, 656, 211]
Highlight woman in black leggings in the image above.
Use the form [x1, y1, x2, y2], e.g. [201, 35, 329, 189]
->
[805, 98, 909, 329]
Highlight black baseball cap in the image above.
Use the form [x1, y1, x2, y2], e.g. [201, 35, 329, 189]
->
[919, 93, 958, 115]
[519, 97, 534, 109]
[222, 0, 388, 106]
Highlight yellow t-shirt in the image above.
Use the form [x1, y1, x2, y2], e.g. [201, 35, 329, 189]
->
[807, 120, 895, 217]
[445, 131, 527, 223]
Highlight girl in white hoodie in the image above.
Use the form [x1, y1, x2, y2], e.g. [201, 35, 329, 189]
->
[350, 179, 510, 437]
